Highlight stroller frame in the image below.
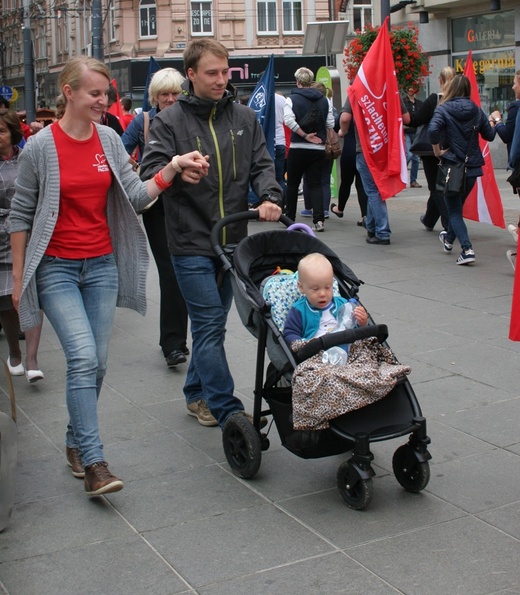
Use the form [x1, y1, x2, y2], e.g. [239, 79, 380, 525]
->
[212, 212, 431, 510]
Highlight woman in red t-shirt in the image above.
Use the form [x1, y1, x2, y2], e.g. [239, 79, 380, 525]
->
[10, 56, 209, 498]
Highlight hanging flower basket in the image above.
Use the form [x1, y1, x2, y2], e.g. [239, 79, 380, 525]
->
[344, 22, 430, 91]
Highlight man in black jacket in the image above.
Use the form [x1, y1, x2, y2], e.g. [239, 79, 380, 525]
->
[140, 39, 282, 429]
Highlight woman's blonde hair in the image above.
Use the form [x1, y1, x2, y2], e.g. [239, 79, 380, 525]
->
[58, 57, 110, 104]
[148, 68, 185, 107]
[439, 66, 455, 93]
[440, 74, 471, 104]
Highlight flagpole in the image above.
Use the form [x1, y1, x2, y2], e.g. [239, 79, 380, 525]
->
[381, 0, 390, 27]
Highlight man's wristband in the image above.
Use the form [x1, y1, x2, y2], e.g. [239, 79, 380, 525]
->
[303, 133, 307, 139]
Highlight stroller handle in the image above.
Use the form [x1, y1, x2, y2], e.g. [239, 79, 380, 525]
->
[294, 324, 389, 363]
[211, 210, 294, 266]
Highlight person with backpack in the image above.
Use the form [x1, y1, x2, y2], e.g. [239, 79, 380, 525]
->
[283, 67, 334, 232]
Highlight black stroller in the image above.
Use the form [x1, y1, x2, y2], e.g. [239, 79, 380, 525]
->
[211, 212, 431, 510]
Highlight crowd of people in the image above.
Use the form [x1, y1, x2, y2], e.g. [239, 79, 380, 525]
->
[2, 47, 519, 499]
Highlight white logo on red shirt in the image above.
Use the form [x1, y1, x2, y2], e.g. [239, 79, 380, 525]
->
[93, 153, 109, 173]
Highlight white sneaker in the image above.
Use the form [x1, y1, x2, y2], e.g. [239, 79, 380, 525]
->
[312, 221, 324, 232]
[507, 224, 518, 243]
[506, 250, 516, 271]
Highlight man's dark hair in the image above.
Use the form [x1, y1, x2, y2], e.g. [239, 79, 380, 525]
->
[106, 85, 118, 106]
[0, 96, 10, 109]
[121, 97, 132, 111]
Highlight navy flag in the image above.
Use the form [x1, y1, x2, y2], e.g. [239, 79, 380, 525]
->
[247, 54, 276, 160]
[142, 56, 161, 112]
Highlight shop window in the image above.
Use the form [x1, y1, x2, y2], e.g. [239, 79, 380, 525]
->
[257, 0, 278, 34]
[283, 0, 302, 34]
[191, 2, 213, 36]
[139, 0, 157, 39]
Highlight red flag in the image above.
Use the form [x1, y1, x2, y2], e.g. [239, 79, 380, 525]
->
[509, 256, 520, 340]
[462, 52, 505, 228]
[347, 18, 408, 199]
[108, 78, 123, 121]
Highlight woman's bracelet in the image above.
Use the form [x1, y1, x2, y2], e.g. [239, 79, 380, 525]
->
[172, 155, 183, 173]
[154, 169, 173, 191]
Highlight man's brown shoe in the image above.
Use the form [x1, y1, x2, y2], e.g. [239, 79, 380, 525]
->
[84, 462, 123, 496]
[66, 446, 85, 478]
[187, 399, 218, 426]
[410, 181, 422, 188]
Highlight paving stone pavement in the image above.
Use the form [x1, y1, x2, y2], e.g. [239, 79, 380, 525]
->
[1, 168, 520, 594]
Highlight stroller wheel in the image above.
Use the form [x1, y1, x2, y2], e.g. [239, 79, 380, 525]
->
[336, 461, 373, 511]
[392, 444, 430, 493]
[222, 414, 262, 479]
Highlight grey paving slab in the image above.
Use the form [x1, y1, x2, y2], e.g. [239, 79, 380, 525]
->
[113, 465, 266, 532]
[477, 501, 520, 541]
[345, 516, 520, 595]
[278, 475, 465, 549]
[0, 493, 131, 563]
[197, 552, 401, 595]
[0, 535, 189, 595]
[145, 505, 335, 589]
[424, 449, 520, 514]
[441, 396, 520, 447]
[411, 374, 515, 418]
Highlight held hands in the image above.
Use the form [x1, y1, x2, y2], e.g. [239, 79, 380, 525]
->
[305, 131, 323, 145]
[177, 151, 210, 184]
[490, 110, 502, 122]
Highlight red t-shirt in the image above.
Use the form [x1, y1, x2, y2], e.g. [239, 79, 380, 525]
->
[46, 122, 113, 258]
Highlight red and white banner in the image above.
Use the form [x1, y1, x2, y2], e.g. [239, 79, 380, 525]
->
[347, 17, 408, 199]
[463, 52, 505, 228]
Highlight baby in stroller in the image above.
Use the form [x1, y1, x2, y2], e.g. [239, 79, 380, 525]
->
[283, 253, 368, 346]
[282, 253, 411, 432]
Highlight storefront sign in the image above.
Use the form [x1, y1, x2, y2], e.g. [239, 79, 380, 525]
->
[452, 11, 514, 53]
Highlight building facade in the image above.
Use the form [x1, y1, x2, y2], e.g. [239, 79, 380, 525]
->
[0, 0, 518, 142]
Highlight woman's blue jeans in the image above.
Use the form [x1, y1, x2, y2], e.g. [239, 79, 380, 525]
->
[36, 254, 118, 467]
[172, 255, 244, 427]
[444, 176, 477, 251]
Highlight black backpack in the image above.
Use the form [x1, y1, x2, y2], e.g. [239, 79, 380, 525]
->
[298, 103, 323, 133]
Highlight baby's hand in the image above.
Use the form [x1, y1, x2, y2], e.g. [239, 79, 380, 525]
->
[354, 306, 368, 327]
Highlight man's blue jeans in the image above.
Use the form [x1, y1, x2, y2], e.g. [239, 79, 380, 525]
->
[356, 153, 391, 240]
[172, 255, 244, 427]
[36, 254, 118, 467]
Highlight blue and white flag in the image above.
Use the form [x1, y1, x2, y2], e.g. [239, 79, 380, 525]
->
[247, 54, 275, 160]
[142, 56, 161, 112]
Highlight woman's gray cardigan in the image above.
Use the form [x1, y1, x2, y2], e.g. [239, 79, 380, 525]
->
[9, 123, 153, 330]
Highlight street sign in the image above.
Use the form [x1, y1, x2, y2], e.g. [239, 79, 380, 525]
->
[0, 86, 13, 101]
